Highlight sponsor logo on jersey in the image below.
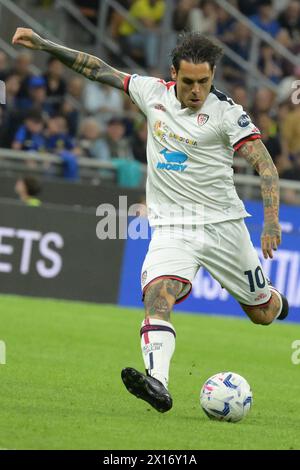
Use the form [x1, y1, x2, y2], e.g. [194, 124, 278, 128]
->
[197, 113, 209, 126]
[154, 120, 197, 147]
[238, 114, 251, 127]
[154, 103, 167, 112]
[157, 148, 188, 172]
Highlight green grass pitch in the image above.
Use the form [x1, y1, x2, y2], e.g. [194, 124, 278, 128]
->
[0, 294, 299, 450]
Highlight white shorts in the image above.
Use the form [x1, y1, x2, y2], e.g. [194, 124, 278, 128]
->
[141, 219, 271, 307]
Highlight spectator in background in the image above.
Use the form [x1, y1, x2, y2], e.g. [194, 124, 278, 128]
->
[11, 52, 33, 106]
[258, 43, 283, 84]
[173, 0, 217, 34]
[0, 74, 22, 148]
[78, 118, 115, 179]
[60, 98, 80, 138]
[281, 104, 300, 156]
[131, 118, 148, 164]
[61, 76, 85, 136]
[72, 0, 100, 44]
[231, 85, 249, 109]
[280, 151, 300, 205]
[97, 117, 133, 161]
[4, 74, 21, 111]
[172, 0, 196, 32]
[73, 0, 99, 27]
[194, 0, 218, 34]
[215, 5, 236, 43]
[43, 57, 67, 113]
[118, 0, 165, 70]
[237, 0, 260, 17]
[256, 112, 290, 175]
[0, 51, 9, 81]
[12, 110, 45, 151]
[25, 75, 54, 115]
[250, 0, 280, 38]
[278, 0, 300, 42]
[273, 0, 292, 14]
[59, 148, 80, 180]
[83, 81, 124, 127]
[278, 65, 300, 103]
[222, 23, 252, 85]
[110, 1, 133, 39]
[251, 87, 276, 118]
[45, 115, 74, 153]
[15, 176, 42, 206]
[277, 100, 291, 125]
[276, 28, 298, 77]
[78, 118, 107, 160]
[67, 76, 85, 103]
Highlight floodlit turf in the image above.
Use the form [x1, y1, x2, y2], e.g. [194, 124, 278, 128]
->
[0, 295, 300, 450]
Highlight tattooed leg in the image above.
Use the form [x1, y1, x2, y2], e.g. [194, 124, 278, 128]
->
[139, 278, 184, 391]
[240, 291, 281, 325]
[143, 279, 184, 322]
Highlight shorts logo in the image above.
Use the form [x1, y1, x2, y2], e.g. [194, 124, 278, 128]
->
[154, 103, 167, 112]
[197, 113, 209, 126]
[141, 270, 147, 286]
[255, 293, 268, 302]
[238, 114, 251, 127]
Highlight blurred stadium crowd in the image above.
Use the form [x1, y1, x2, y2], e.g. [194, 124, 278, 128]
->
[0, 0, 300, 194]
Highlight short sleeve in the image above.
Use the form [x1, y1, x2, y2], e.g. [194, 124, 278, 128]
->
[126, 74, 159, 115]
[222, 104, 261, 151]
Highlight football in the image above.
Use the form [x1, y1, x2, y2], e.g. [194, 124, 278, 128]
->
[200, 372, 253, 423]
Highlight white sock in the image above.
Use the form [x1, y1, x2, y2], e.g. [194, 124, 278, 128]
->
[269, 287, 283, 319]
[140, 318, 176, 389]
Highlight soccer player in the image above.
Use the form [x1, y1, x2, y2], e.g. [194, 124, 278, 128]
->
[12, 29, 289, 413]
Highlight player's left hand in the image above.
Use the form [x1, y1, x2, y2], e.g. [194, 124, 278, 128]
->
[261, 221, 281, 259]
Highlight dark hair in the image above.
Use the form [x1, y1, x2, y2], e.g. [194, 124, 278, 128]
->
[22, 176, 41, 196]
[25, 110, 43, 123]
[171, 32, 223, 72]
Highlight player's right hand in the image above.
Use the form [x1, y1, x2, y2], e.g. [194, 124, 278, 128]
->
[12, 28, 43, 50]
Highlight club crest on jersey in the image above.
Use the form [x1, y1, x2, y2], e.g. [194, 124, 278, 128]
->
[197, 113, 209, 126]
[154, 103, 167, 112]
[157, 148, 188, 172]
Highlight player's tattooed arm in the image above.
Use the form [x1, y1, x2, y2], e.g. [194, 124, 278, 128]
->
[237, 139, 281, 259]
[144, 279, 183, 322]
[12, 27, 128, 90]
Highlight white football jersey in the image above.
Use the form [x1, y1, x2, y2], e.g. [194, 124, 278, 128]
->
[126, 75, 261, 226]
